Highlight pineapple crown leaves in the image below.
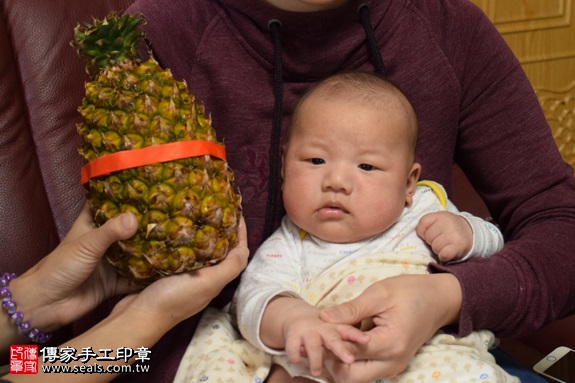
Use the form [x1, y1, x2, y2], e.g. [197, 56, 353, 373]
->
[71, 13, 146, 77]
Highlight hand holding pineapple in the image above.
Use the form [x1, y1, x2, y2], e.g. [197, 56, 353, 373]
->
[0, 204, 136, 356]
[114, 215, 249, 326]
[1, 204, 248, 368]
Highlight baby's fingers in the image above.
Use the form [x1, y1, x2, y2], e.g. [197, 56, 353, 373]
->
[301, 335, 325, 376]
[285, 334, 305, 364]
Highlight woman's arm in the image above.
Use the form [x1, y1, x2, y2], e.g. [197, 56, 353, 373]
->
[0, 206, 139, 362]
[2, 211, 248, 382]
[441, 1, 575, 337]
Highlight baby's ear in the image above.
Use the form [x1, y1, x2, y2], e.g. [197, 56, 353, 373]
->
[405, 162, 421, 206]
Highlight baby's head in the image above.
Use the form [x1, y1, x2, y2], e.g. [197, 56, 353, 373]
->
[282, 71, 421, 243]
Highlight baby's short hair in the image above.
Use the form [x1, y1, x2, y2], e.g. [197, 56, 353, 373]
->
[290, 71, 419, 154]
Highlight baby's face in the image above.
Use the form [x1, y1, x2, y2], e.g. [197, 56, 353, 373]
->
[282, 95, 419, 243]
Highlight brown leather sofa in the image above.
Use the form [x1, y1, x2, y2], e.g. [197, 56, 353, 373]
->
[1, 0, 573, 381]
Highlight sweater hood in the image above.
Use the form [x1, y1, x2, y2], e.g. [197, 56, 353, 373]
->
[218, 0, 395, 80]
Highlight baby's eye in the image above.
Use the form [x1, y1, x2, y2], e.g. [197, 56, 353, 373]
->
[309, 158, 325, 165]
[358, 164, 375, 171]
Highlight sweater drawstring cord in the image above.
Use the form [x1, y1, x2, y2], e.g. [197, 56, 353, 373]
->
[358, 3, 386, 76]
[264, 19, 284, 240]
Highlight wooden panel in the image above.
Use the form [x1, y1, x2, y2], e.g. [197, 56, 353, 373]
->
[476, 0, 570, 33]
[537, 82, 575, 167]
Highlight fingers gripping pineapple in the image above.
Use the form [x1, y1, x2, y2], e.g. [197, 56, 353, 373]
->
[71, 14, 242, 284]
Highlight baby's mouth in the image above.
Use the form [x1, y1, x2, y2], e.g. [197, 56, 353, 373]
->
[318, 203, 349, 216]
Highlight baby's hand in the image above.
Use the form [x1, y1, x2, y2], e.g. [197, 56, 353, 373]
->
[285, 315, 368, 377]
[416, 211, 472, 262]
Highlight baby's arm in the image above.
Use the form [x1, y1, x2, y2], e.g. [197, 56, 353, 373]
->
[261, 296, 368, 377]
[416, 210, 504, 262]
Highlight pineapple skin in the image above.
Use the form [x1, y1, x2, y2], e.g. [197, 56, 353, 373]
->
[77, 59, 242, 285]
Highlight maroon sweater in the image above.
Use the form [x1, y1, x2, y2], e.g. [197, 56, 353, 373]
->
[126, 0, 575, 339]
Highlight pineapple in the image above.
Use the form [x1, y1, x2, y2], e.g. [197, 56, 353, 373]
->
[71, 13, 242, 284]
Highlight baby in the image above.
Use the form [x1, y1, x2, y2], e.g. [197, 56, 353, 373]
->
[175, 72, 516, 383]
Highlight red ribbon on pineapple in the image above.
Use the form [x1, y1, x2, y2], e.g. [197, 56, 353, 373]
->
[80, 140, 227, 184]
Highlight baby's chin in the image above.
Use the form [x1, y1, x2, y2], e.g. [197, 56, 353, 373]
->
[310, 230, 373, 244]
[294, 217, 387, 243]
